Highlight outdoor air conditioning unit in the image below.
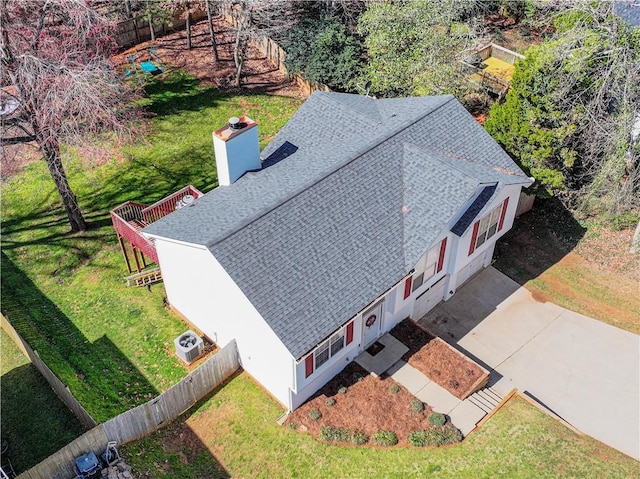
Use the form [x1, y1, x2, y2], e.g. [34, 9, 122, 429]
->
[174, 330, 204, 364]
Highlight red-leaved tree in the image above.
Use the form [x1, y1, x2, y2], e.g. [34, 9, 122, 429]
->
[1, 0, 135, 232]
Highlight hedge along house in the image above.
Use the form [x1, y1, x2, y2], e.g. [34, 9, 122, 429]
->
[142, 92, 533, 411]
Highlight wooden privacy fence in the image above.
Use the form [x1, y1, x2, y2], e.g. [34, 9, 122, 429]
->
[115, 9, 207, 49]
[17, 340, 240, 479]
[223, 12, 330, 95]
[0, 314, 97, 430]
[516, 191, 535, 217]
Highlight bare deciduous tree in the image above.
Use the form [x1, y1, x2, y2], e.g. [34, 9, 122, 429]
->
[205, 0, 219, 62]
[221, 0, 304, 87]
[1, 0, 136, 232]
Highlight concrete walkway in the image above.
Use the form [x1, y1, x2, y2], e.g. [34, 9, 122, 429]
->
[388, 360, 491, 435]
[419, 266, 640, 460]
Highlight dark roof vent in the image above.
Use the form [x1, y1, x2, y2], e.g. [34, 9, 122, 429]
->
[228, 116, 244, 130]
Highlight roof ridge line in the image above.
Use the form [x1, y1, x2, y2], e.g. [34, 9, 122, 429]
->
[403, 142, 484, 185]
[316, 92, 382, 126]
[206, 95, 456, 248]
[405, 142, 527, 185]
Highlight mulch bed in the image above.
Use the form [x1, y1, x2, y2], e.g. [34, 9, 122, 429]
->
[390, 319, 485, 400]
[286, 320, 487, 445]
[285, 363, 434, 446]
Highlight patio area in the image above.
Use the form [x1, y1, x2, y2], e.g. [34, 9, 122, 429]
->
[354, 333, 408, 377]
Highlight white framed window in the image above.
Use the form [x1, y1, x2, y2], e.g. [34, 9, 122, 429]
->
[475, 205, 501, 249]
[315, 330, 346, 370]
[413, 242, 442, 291]
[315, 340, 330, 369]
[330, 329, 345, 356]
[306, 321, 355, 378]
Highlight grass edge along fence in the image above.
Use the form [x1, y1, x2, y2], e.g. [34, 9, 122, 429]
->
[15, 340, 240, 479]
[1, 313, 97, 430]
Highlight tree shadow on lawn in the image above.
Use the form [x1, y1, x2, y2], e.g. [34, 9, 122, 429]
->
[140, 71, 221, 117]
[1, 363, 86, 473]
[120, 372, 241, 479]
[492, 196, 587, 286]
[0, 252, 158, 423]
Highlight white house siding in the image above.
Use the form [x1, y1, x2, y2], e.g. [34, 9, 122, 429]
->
[405, 234, 451, 317]
[291, 315, 362, 410]
[291, 280, 413, 410]
[446, 184, 523, 297]
[153, 238, 294, 408]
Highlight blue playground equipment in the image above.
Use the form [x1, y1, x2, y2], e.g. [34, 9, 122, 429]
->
[124, 45, 165, 82]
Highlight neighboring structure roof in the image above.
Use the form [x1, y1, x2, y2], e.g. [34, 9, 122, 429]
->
[614, 1, 640, 27]
[144, 92, 531, 359]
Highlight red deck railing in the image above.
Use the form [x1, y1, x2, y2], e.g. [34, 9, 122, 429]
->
[142, 185, 203, 223]
[110, 185, 204, 272]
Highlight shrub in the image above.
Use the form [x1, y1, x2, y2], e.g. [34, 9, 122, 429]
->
[411, 400, 425, 414]
[408, 430, 428, 447]
[389, 384, 400, 394]
[373, 430, 398, 446]
[351, 430, 369, 445]
[440, 424, 463, 444]
[309, 409, 322, 421]
[325, 397, 336, 407]
[448, 379, 460, 390]
[320, 426, 351, 443]
[338, 386, 348, 394]
[428, 412, 446, 427]
[283, 14, 363, 91]
[612, 212, 637, 231]
[320, 427, 369, 444]
[289, 422, 298, 430]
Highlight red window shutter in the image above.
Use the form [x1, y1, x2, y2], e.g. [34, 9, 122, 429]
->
[498, 197, 510, 232]
[437, 237, 447, 273]
[305, 354, 314, 378]
[346, 322, 354, 345]
[469, 221, 480, 256]
[403, 277, 412, 299]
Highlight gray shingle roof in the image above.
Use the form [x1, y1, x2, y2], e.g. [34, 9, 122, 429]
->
[144, 92, 531, 359]
[615, 1, 640, 27]
[451, 184, 497, 236]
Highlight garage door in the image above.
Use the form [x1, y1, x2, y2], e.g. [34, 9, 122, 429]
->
[456, 252, 486, 287]
[413, 277, 446, 320]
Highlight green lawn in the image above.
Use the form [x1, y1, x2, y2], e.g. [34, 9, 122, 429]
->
[494, 198, 640, 334]
[0, 71, 302, 422]
[121, 372, 639, 479]
[0, 329, 86, 472]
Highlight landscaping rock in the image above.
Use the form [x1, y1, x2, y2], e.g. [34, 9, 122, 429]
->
[103, 460, 135, 479]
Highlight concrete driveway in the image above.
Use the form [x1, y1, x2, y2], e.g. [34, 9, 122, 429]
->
[419, 266, 640, 461]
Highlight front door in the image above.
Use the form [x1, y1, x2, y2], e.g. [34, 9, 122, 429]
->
[362, 301, 383, 348]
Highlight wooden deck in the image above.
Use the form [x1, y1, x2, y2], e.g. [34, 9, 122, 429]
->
[461, 43, 524, 96]
[480, 56, 515, 82]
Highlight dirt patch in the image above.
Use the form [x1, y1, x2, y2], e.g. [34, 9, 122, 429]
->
[284, 363, 437, 446]
[482, 13, 551, 53]
[389, 319, 486, 399]
[121, 17, 305, 100]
